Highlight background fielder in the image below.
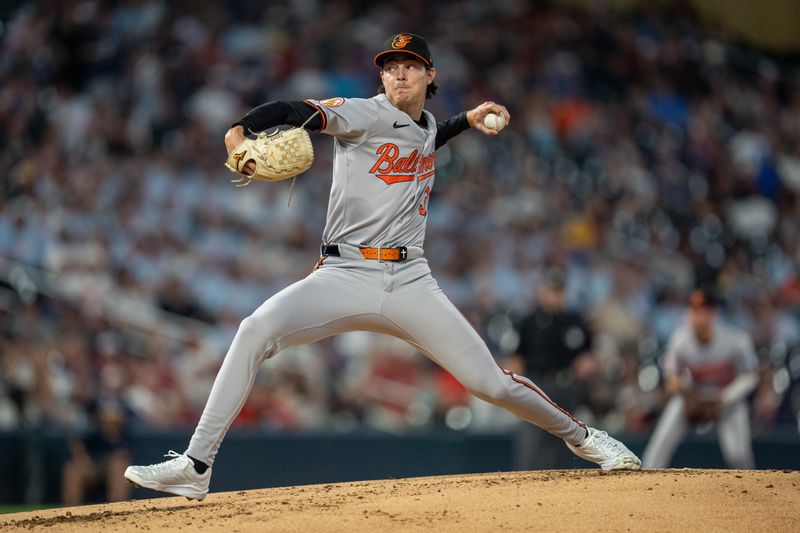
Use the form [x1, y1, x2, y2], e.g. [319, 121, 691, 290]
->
[642, 289, 759, 469]
[124, 33, 640, 501]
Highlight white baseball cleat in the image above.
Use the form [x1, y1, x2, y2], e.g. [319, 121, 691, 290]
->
[124, 451, 211, 501]
[565, 427, 641, 471]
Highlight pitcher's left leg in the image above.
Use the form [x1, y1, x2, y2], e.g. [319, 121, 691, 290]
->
[381, 267, 639, 470]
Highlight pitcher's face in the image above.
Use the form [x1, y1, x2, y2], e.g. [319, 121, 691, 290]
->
[380, 56, 435, 112]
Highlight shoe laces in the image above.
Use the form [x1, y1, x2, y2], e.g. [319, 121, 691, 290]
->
[591, 430, 627, 457]
[145, 450, 186, 469]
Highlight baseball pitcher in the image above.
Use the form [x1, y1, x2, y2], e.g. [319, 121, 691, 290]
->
[124, 33, 640, 500]
[642, 289, 759, 469]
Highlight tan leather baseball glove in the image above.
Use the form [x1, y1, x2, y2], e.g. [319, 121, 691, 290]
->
[225, 127, 314, 185]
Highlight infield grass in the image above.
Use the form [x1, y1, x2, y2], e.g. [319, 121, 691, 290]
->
[0, 504, 59, 515]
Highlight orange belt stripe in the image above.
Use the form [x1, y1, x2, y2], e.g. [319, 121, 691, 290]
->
[359, 247, 404, 261]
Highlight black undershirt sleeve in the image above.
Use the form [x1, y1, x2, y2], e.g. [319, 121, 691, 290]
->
[233, 101, 324, 134]
[435, 111, 470, 149]
[236, 102, 468, 146]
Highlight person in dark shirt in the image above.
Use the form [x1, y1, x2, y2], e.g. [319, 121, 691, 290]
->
[62, 401, 132, 504]
[507, 267, 598, 469]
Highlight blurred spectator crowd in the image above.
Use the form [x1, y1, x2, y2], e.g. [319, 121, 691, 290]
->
[1, 0, 800, 439]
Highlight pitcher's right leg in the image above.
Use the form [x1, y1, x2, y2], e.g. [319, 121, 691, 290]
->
[186, 264, 384, 466]
[125, 262, 385, 499]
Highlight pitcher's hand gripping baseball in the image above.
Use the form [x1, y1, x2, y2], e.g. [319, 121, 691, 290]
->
[225, 126, 314, 186]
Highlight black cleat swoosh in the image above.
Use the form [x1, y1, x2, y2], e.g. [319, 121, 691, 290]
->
[393, 121, 410, 128]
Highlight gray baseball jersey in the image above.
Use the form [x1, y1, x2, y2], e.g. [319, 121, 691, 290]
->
[305, 94, 437, 249]
[662, 321, 757, 400]
[643, 320, 758, 469]
[183, 95, 589, 468]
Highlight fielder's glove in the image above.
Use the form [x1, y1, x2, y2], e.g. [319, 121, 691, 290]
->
[225, 127, 314, 186]
[683, 392, 721, 425]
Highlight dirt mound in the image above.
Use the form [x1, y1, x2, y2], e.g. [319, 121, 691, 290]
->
[2, 469, 798, 532]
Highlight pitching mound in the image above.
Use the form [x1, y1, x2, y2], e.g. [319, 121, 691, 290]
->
[2, 469, 798, 532]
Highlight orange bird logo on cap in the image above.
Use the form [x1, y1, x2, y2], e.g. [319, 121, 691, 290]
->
[392, 34, 413, 49]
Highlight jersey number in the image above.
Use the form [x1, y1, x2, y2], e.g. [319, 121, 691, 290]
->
[418, 186, 431, 216]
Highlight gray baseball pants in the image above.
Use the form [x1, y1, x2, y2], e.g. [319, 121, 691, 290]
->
[642, 394, 755, 469]
[186, 245, 586, 465]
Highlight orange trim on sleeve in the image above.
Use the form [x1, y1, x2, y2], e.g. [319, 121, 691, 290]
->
[303, 100, 328, 131]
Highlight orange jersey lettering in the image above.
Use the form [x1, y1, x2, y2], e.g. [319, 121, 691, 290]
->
[370, 144, 434, 185]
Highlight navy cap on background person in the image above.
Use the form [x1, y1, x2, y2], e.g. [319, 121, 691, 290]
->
[374, 33, 433, 67]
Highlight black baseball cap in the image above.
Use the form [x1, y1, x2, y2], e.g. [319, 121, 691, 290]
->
[374, 33, 433, 68]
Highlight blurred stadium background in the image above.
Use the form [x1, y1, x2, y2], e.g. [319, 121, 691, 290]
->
[1, 0, 800, 507]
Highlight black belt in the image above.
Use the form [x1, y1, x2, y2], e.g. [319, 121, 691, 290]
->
[321, 244, 408, 262]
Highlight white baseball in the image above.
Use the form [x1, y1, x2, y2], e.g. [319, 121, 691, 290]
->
[483, 112, 506, 132]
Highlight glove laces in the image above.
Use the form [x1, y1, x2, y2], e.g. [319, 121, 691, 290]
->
[286, 110, 320, 207]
